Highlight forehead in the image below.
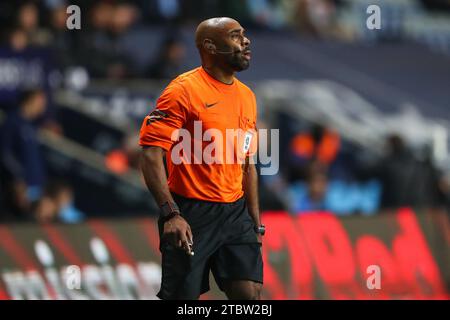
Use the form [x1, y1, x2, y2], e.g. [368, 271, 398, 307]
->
[218, 19, 243, 35]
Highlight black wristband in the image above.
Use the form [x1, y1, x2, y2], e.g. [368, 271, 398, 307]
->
[160, 201, 181, 222]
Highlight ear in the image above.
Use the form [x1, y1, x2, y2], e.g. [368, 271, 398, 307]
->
[203, 39, 216, 54]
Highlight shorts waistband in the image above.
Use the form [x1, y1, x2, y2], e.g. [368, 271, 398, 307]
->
[171, 192, 245, 206]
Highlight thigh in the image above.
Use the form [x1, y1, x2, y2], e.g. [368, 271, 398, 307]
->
[157, 242, 202, 300]
[223, 280, 263, 300]
[211, 242, 263, 295]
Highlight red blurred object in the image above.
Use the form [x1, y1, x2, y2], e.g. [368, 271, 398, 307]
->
[105, 150, 129, 174]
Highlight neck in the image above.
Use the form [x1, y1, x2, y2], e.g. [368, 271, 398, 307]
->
[202, 64, 234, 85]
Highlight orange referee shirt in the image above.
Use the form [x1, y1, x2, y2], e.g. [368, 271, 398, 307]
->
[139, 67, 258, 203]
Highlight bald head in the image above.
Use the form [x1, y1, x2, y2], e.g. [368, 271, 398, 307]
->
[195, 17, 240, 50]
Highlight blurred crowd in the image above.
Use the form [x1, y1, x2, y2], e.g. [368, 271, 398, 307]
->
[1, 0, 448, 79]
[0, 0, 449, 223]
[260, 120, 450, 215]
[0, 89, 85, 223]
[0, 0, 350, 80]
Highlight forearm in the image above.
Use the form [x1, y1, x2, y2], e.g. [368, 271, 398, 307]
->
[140, 146, 175, 206]
[243, 162, 261, 226]
[141, 146, 193, 253]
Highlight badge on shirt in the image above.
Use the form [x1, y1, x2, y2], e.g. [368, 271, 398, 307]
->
[146, 109, 168, 125]
[243, 131, 253, 154]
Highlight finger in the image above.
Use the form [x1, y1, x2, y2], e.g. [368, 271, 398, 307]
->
[186, 228, 193, 245]
[183, 241, 192, 255]
[186, 240, 194, 256]
[179, 232, 192, 255]
[177, 239, 182, 248]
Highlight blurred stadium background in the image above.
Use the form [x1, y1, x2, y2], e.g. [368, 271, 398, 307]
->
[0, 0, 449, 299]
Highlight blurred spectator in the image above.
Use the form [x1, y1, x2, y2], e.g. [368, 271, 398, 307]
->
[411, 145, 449, 208]
[1, 26, 57, 121]
[290, 169, 329, 212]
[32, 179, 85, 224]
[367, 134, 447, 210]
[139, 0, 182, 24]
[78, 1, 138, 78]
[246, 0, 290, 30]
[292, 0, 344, 39]
[105, 149, 130, 175]
[7, 27, 29, 52]
[90, 0, 114, 31]
[47, 180, 85, 223]
[105, 133, 141, 174]
[0, 89, 48, 220]
[146, 36, 187, 79]
[288, 123, 340, 181]
[47, 1, 78, 70]
[376, 135, 418, 208]
[15, 1, 52, 47]
[287, 169, 382, 215]
[33, 194, 57, 223]
[110, 2, 139, 35]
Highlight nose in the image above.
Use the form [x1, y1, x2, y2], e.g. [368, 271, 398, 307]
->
[243, 36, 250, 47]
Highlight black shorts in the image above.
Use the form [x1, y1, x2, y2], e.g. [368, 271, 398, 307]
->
[156, 193, 263, 300]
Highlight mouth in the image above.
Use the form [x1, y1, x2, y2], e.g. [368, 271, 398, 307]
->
[242, 49, 251, 60]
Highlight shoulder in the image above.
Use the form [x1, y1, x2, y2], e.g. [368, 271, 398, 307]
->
[174, 67, 202, 83]
[235, 79, 256, 99]
[169, 67, 203, 93]
[156, 69, 203, 108]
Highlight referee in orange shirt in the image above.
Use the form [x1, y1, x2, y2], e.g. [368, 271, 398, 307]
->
[139, 17, 264, 300]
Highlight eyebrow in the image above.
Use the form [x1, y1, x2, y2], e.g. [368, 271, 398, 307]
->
[229, 28, 244, 34]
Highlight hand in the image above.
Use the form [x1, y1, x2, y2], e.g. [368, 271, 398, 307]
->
[163, 215, 194, 256]
[254, 224, 265, 244]
[256, 234, 262, 244]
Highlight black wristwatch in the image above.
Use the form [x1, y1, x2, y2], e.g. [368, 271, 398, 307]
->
[254, 224, 266, 236]
[160, 201, 181, 223]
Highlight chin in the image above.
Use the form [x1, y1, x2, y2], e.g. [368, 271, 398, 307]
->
[235, 62, 250, 72]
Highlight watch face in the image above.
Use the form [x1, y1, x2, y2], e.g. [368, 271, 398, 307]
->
[255, 226, 265, 235]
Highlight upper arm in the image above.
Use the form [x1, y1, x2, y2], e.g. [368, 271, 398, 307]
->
[139, 82, 190, 151]
[141, 146, 166, 164]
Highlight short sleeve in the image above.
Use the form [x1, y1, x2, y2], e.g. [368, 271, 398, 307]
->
[139, 81, 190, 151]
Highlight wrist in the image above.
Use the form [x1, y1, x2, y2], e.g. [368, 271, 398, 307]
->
[254, 224, 266, 236]
[159, 201, 181, 223]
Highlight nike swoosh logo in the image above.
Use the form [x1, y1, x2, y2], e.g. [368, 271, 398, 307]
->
[205, 102, 219, 108]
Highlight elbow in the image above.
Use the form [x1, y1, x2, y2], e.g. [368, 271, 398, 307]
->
[140, 146, 165, 166]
